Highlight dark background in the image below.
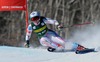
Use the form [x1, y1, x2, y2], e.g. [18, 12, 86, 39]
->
[0, 0, 100, 47]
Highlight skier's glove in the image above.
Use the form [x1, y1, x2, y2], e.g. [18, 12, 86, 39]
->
[57, 24, 63, 30]
[24, 40, 30, 48]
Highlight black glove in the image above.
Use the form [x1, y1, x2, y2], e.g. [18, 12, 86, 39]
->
[57, 24, 63, 30]
[24, 40, 30, 48]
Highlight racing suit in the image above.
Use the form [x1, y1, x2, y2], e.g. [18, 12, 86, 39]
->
[25, 16, 65, 49]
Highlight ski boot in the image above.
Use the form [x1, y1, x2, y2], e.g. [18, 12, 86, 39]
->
[47, 47, 56, 52]
[75, 44, 95, 54]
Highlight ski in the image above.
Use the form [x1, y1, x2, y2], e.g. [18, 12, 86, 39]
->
[75, 48, 95, 54]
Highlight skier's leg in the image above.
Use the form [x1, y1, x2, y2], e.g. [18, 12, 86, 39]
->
[39, 37, 58, 52]
[51, 36, 65, 49]
[64, 41, 88, 51]
[39, 37, 52, 47]
[46, 30, 89, 52]
[41, 29, 67, 52]
[72, 43, 86, 50]
[48, 30, 65, 49]
[72, 43, 95, 54]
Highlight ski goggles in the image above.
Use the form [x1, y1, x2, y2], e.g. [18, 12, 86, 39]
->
[31, 16, 39, 21]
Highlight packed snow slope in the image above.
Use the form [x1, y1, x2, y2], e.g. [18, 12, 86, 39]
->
[0, 46, 100, 62]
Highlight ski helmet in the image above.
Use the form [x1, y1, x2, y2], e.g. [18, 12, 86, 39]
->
[30, 11, 40, 18]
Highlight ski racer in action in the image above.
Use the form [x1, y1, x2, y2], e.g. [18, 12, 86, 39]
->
[25, 11, 94, 54]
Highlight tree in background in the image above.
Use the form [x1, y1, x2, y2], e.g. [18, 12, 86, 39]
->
[0, 0, 100, 47]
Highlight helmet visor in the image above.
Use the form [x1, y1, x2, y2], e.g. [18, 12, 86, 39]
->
[31, 16, 39, 21]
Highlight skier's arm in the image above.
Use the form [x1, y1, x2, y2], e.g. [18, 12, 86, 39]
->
[43, 18, 59, 26]
[25, 24, 33, 48]
[43, 18, 63, 29]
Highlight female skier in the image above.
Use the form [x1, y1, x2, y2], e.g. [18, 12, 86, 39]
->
[25, 11, 88, 53]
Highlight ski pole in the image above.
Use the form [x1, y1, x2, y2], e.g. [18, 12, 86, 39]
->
[61, 22, 92, 28]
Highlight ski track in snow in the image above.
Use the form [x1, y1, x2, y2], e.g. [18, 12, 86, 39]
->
[0, 46, 100, 62]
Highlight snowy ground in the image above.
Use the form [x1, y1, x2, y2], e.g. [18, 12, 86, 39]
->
[0, 46, 100, 62]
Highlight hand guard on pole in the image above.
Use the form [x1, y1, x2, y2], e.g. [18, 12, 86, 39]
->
[57, 24, 64, 31]
[24, 40, 30, 48]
